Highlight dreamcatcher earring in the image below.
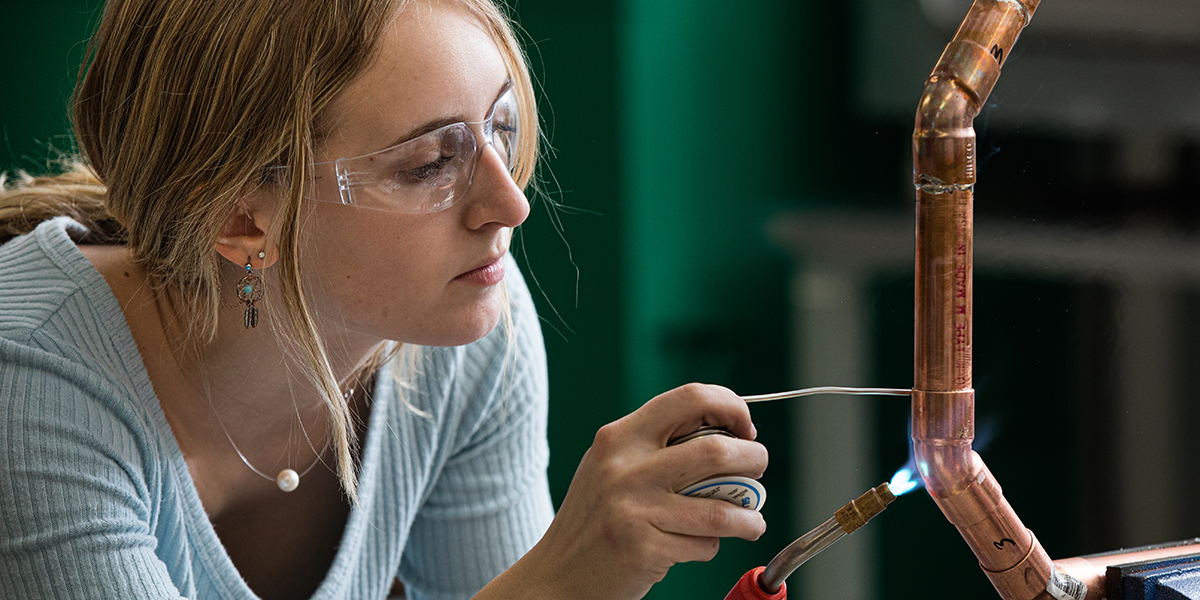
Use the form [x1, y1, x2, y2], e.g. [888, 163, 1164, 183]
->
[237, 251, 266, 328]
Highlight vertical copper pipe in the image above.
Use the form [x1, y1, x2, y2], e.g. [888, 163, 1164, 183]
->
[913, 3, 1200, 597]
[911, 1, 1067, 599]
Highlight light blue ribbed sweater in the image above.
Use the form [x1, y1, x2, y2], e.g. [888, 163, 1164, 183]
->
[0, 218, 553, 600]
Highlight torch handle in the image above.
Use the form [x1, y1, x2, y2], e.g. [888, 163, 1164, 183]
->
[724, 567, 786, 600]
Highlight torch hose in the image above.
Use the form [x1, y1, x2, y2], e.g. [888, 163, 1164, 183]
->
[757, 516, 845, 593]
[757, 483, 896, 594]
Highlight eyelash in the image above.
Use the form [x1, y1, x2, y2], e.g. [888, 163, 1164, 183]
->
[402, 155, 453, 183]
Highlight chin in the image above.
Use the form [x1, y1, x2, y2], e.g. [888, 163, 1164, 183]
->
[408, 301, 504, 348]
[441, 317, 502, 347]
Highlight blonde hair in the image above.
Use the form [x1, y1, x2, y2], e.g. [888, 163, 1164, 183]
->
[0, 0, 540, 501]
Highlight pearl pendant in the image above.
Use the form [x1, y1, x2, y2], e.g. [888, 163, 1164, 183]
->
[276, 468, 300, 492]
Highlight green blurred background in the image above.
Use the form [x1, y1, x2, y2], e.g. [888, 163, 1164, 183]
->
[5, 1, 1200, 599]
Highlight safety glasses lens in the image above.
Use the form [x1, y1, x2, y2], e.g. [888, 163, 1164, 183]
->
[333, 84, 520, 213]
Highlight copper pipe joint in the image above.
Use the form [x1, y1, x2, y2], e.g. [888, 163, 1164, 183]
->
[911, 390, 975, 444]
[984, 532, 1058, 600]
[911, 391, 1039, 577]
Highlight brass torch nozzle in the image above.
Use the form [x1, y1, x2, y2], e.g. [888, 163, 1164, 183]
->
[756, 483, 897, 594]
[835, 483, 896, 534]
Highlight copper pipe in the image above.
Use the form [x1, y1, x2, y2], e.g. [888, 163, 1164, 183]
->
[1054, 542, 1200, 600]
[911, 1, 1063, 599]
[913, 2, 1200, 598]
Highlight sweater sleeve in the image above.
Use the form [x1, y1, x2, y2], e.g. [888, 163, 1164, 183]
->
[0, 339, 185, 600]
[397, 265, 555, 600]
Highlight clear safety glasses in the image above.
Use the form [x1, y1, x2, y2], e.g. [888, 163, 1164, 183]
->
[321, 82, 520, 214]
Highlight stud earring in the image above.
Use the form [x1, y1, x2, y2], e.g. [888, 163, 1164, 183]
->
[237, 255, 265, 328]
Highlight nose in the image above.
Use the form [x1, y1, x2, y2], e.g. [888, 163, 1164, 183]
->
[462, 144, 530, 230]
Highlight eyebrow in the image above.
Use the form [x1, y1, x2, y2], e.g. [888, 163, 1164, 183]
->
[384, 79, 513, 150]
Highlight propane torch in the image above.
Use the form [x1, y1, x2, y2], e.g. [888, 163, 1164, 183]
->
[724, 483, 896, 600]
[669, 390, 908, 600]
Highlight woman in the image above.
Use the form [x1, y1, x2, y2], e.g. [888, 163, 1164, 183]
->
[0, 0, 768, 599]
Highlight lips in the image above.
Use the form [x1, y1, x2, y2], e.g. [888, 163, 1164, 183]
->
[454, 254, 506, 286]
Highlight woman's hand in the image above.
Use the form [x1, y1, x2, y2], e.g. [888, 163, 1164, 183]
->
[507, 383, 769, 600]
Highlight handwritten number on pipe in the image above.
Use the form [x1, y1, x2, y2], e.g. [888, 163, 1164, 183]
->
[989, 44, 1004, 64]
[994, 538, 1016, 550]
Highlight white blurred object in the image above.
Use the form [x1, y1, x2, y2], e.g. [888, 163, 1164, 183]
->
[859, 0, 1200, 151]
[920, 0, 1200, 43]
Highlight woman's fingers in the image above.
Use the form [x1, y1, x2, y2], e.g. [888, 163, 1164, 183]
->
[660, 434, 769, 489]
[591, 502, 728, 566]
[588, 411, 767, 496]
[621, 383, 757, 445]
[587, 383, 767, 498]
[638, 533, 723, 568]
[523, 382, 769, 600]
[650, 493, 768, 541]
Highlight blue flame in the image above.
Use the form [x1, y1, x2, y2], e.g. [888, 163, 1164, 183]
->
[887, 416, 998, 498]
[888, 464, 921, 496]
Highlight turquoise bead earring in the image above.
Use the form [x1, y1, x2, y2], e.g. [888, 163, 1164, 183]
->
[237, 251, 266, 328]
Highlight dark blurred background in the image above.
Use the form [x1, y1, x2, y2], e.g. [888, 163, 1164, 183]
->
[4, 0, 1200, 599]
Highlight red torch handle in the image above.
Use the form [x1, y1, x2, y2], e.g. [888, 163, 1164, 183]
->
[724, 566, 786, 600]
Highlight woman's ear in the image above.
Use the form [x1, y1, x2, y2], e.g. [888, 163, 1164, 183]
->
[214, 187, 280, 269]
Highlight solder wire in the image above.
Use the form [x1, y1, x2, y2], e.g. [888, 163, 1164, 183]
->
[742, 386, 912, 403]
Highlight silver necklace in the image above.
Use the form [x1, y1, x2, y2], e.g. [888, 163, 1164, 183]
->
[211, 390, 343, 493]
[219, 421, 330, 492]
